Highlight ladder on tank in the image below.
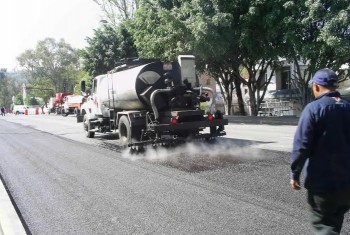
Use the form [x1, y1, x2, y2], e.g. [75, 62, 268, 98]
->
[107, 72, 116, 129]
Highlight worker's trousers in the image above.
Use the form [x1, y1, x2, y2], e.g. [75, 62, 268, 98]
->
[307, 190, 350, 235]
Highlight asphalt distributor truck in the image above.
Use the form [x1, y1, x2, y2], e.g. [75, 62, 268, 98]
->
[78, 55, 228, 151]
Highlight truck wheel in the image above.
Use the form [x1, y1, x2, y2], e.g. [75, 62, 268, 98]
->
[118, 116, 131, 146]
[83, 114, 95, 138]
[77, 114, 84, 123]
[62, 109, 68, 117]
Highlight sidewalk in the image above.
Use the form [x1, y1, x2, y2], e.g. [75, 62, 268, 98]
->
[225, 115, 299, 125]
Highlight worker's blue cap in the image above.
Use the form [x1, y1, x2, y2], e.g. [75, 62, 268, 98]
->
[309, 68, 338, 87]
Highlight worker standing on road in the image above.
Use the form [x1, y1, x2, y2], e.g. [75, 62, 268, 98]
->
[290, 68, 350, 234]
[41, 104, 45, 114]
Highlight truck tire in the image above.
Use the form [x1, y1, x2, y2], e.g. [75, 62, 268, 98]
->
[77, 114, 84, 123]
[118, 116, 131, 146]
[62, 109, 68, 117]
[83, 114, 95, 138]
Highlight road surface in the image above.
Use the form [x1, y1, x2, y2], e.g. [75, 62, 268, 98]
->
[0, 114, 348, 235]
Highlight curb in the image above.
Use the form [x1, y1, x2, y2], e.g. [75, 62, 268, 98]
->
[0, 177, 26, 235]
[225, 115, 299, 126]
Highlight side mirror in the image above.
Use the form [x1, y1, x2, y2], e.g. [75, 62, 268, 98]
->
[80, 81, 86, 96]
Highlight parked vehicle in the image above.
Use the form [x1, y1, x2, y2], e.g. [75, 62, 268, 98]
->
[12, 105, 28, 115]
[77, 55, 228, 150]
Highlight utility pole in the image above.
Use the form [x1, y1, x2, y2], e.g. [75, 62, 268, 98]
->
[22, 83, 27, 105]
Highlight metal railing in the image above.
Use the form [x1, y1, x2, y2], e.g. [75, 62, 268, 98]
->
[258, 100, 295, 116]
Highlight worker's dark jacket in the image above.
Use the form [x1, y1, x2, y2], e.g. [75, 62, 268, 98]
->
[291, 91, 350, 193]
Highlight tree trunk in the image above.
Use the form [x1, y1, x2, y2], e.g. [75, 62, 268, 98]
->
[248, 87, 259, 116]
[223, 85, 233, 115]
[234, 78, 246, 115]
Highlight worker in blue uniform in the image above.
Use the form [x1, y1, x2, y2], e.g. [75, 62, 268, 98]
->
[290, 68, 350, 234]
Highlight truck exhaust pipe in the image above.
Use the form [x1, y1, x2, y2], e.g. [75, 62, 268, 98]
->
[150, 88, 172, 120]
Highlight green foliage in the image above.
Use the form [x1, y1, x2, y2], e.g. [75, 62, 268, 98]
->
[15, 94, 24, 105]
[0, 70, 6, 106]
[17, 38, 80, 95]
[26, 97, 40, 106]
[27, 79, 54, 104]
[96, 0, 350, 114]
[93, 0, 138, 23]
[128, 0, 196, 60]
[282, 0, 350, 106]
[74, 70, 93, 94]
[0, 69, 5, 79]
[128, 0, 289, 115]
[0, 71, 22, 108]
[284, 0, 350, 69]
[81, 23, 138, 76]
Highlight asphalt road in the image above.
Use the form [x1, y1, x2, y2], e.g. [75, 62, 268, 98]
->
[0, 114, 349, 235]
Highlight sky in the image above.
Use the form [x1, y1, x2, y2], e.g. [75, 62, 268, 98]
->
[0, 0, 104, 71]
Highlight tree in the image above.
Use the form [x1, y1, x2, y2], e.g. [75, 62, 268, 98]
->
[0, 69, 23, 108]
[81, 23, 138, 76]
[17, 38, 80, 97]
[74, 70, 93, 94]
[26, 96, 40, 106]
[129, 0, 241, 114]
[189, 0, 287, 116]
[129, 0, 288, 115]
[0, 69, 9, 107]
[26, 79, 54, 104]
[284, 0, 350, 107]
[14, 94, 24, 105]
[94, 0, 139, 25]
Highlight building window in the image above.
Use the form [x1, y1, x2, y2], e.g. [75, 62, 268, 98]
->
[206, 79, 211, 85]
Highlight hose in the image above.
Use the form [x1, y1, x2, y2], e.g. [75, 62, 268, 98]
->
[150, 89, 172, 120]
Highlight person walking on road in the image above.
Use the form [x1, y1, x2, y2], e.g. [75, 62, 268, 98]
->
[290, 68, 350, 234]
[0, 106, 5, 116]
